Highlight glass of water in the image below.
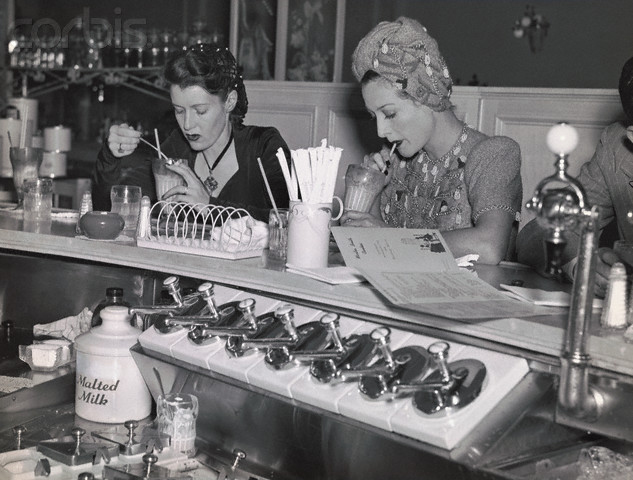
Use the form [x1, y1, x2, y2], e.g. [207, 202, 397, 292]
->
[110, 185, 142, 237]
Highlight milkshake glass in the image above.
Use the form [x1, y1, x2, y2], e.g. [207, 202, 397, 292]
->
[152, 156, 186, 200]
[343, 164, 385, 213]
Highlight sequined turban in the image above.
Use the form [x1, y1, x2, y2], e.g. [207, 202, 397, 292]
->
[352, 17, 453, 112]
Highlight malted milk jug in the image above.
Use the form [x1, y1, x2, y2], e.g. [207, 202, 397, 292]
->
[74, 305, 151, 423]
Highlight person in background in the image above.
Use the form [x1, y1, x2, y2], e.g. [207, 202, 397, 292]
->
[92, 44, 290, 223]
[340, 17, 522, 265]
[517, 56, 633, 295]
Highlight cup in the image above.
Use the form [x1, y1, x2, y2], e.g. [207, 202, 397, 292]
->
[110, 185, 142, 236]
[343, 163, 385, 213]
[152, 156, 186, 200]
[23, 177, 53, 223]
[10, 147, 43, 209]
[156, 393, 198, 457]
[286, 198, 343, 269]
[268, 208, 289, 261]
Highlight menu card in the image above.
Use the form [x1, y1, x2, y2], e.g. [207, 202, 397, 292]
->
[331, 227, 550, 320]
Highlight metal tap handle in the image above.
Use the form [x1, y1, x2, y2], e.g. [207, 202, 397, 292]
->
[142, 453, 158, 476]
[124, 420, 138, 447]
[238, 298, 258, 329]
[320, 313, 344, 351]
[338, 327, 397, 380]
[13, 425, 25, 450]
[232, 448, 246, 469]
[275, 304, 298, 341]
[428, 341, 452, 382]
[371, 326, 395, 367]
[163, 276, 183, 307]
[72, 427, 85, 456]
[198, 282, 220, 318]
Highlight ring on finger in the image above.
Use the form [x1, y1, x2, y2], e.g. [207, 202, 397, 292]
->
[118, 143, 124, 153]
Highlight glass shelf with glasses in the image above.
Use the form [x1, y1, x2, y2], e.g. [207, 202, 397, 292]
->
[9, 66, 170, 102]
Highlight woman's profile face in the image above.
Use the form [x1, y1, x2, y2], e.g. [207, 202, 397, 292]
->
[362, 78, 435, 158]
[170, 85, 231, 151]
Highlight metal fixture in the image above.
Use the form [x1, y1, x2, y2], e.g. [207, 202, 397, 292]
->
[264, 306, 329, 370]
[37, 426, 119, 466]
[525, 123, 633, 440]
[309, 313, 376, 383]
[513, 5, 550, 53]
[130, 277, 233, 333]
[412, 342, 486, 414]
[525, 122, 601, 422]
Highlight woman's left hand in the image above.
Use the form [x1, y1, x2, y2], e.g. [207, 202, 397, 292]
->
[161, 162, 210, 204]
[339, 210, 387, 227]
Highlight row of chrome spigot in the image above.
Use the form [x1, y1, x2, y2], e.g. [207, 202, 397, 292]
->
[132, 276, 487, 415]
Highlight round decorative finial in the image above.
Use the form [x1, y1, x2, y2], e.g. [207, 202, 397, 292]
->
[546, 122, 579, 156]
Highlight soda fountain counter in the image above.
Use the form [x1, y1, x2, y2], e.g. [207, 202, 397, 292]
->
[1, 211, 633, 479]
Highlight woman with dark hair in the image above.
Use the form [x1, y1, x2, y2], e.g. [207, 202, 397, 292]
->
[92, 44, 290, 223]
[340, 17, 522, 264]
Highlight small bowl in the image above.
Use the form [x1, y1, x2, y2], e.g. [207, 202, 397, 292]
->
[80, 211, 125, 240]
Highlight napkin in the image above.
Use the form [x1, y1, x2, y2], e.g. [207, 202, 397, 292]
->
[33, 307, 93, 341]
[500, 284, 603, 309]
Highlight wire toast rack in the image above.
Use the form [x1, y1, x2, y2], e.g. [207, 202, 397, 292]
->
[136, 201, 267, 259]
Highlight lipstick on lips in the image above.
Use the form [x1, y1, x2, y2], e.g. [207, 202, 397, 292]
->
[186, 134, 201, 142]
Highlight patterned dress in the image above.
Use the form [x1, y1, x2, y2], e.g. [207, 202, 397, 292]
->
[381, 124, 522, 230]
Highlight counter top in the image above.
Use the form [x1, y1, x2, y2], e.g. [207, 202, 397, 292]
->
[1, 208, 633, 377]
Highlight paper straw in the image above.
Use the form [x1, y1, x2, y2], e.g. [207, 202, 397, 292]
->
[154, 128, 162, 160]
[276, 148, 297, 201]
[257, 157, 281, 223]
[389, 143, 397, 158]
[19, 106, 29, 149]
[140, 137, 169, 160]
[382, 143, 397, 174]
[7, 131, 13, 148]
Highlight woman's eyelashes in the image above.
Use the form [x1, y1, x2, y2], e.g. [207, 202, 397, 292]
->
[382, 110, 396, 120]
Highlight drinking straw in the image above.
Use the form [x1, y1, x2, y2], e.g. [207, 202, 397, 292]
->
[275, 147, 297, 201]
[139, 137, 170, 160]
[383, 143, 397, 174]
[154, 128, 162, 160]
[389, 142, 397, 159]
[257, 157, 281, 224]
[19, 105, 29, 149]
[7, 131, 13, 148]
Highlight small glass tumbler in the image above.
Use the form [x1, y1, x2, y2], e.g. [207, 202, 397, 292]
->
[10, 147, 43, 209]
[110, 185, 142, 236]
[156, 393, 198, 457]
[23, 178, 53, 223]
[268, 208, 289, 261]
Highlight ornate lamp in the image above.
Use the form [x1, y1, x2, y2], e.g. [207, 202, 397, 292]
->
[513, 5, 550, 53]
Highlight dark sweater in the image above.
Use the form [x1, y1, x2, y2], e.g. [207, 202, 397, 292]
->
[92, 124, 291, 223]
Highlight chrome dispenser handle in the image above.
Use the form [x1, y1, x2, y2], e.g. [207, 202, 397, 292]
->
[197, 282, 220, 319]
[276, 313, 347, 363]
[338, 327, 396, 380]
[410, 341, 487, 414]
[163, 276, 183, 307]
